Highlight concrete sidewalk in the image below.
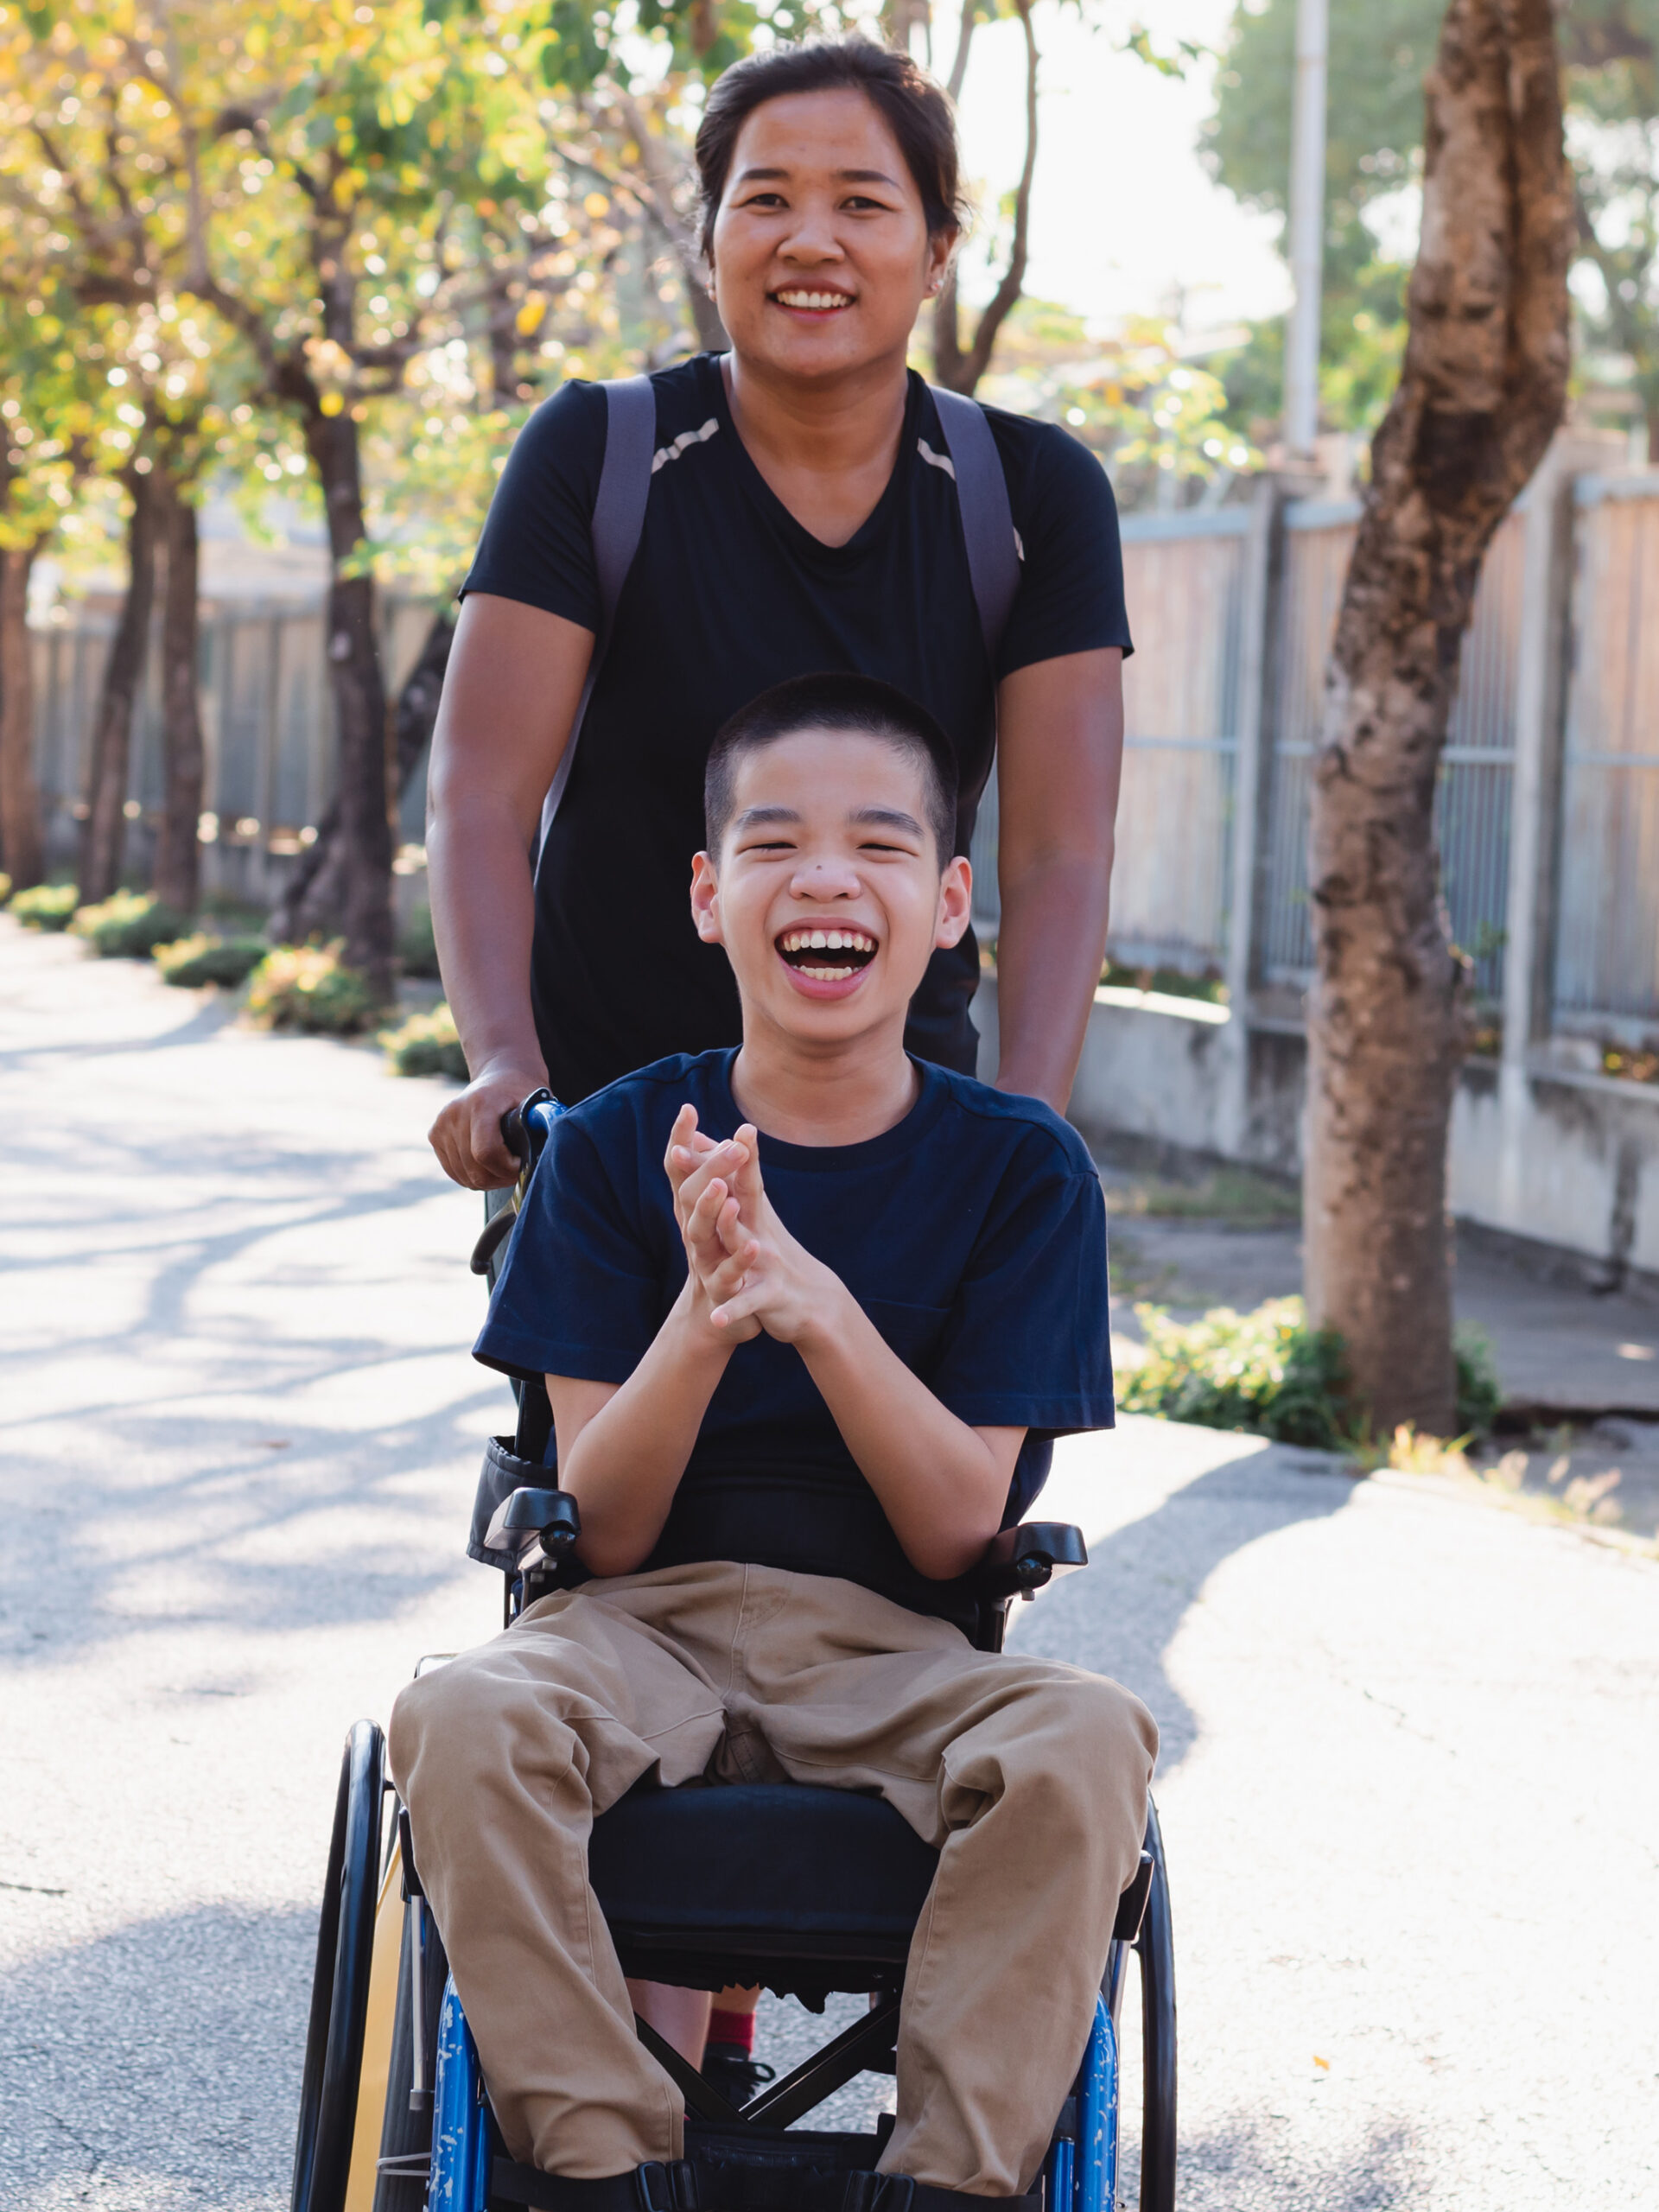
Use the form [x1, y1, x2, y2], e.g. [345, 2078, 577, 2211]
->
[3, 921, 1656, 2212]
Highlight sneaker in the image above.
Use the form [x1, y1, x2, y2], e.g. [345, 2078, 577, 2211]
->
[702, 2043, 776, 2110]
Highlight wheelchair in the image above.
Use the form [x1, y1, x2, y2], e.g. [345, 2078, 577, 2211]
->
[289, 1101, 1177, 2212]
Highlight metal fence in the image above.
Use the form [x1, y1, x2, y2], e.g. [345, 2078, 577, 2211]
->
[31, 591, 436, 887]
[1260, 499, 1527, 1002]
[1556, 475, 1659, 1030]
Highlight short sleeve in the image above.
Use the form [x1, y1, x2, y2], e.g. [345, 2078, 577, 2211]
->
[990, 414, 1133, 679]
[473, 1113, 668, 1384]
[927, 1147, 1115, 1435]
[458, 379, 609, 631]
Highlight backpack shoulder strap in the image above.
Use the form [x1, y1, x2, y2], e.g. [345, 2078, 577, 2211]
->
[537, 374, 657, 851]
[927, 385, 1021, 665]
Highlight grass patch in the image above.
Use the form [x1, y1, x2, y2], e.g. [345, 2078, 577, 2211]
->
[245, 942, 383, 1035]
[10, 882, 79, 931]
[1102, 962, 1229, 1004]
[70, 890, 193, 958]
[154, 933, 269, 988]
[380, 1001, 467, 1079]
[1105, 1165, 1301, 1224]
[1118, 1298, 1503, 1451]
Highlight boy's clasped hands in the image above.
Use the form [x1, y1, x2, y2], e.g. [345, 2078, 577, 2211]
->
[665, 1103, 841, 1349]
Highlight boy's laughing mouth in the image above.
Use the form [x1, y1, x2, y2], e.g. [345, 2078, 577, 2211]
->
[775, 925, 878, 993]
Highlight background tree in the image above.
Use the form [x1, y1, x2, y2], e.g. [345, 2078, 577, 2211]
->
[1303, 0, 1572, 1434]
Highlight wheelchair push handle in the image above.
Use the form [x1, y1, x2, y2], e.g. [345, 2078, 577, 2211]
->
[467, 1089, 560, 1278]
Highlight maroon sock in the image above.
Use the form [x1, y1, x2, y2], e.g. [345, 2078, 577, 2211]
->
[707, 2007, 755, 2055]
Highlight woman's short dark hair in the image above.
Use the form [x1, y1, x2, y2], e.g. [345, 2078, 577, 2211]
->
[705, 671, 960, 865]
[696, 35, 967, 259]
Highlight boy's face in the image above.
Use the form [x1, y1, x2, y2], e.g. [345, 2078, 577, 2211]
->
[690, 728, 971, 1049]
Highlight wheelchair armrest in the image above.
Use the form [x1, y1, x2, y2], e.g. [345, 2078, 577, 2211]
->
[483, 1484, 582, 1566]
[972, 1521, 1088, 1602]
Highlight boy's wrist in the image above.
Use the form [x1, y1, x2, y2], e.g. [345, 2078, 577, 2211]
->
[671, 1276, 742, 1364]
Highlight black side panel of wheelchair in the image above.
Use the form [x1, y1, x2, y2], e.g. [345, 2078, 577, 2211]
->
[588, 1784, 938, 2000]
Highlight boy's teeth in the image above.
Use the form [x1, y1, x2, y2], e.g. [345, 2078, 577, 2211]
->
[780, 928, 874, 954]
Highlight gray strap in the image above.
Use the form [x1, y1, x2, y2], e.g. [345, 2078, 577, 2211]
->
[928, 385, 1020, 665]
[537, 374, 658, 851]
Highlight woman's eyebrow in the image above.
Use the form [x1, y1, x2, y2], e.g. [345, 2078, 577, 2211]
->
[733, 166, 902, 188]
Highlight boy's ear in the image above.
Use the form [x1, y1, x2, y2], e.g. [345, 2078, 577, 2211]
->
[690, 851, 724, 944]
[933, 854, 972, 950]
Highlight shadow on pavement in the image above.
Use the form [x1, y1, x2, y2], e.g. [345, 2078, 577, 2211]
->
[1154, 2113, 1427, 2211]
[1013, 1447, 1361, 1770]
[0, 1900, 313, 2210]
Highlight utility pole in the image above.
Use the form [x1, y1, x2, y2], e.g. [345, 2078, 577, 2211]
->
[1283, 0, 1329, 460]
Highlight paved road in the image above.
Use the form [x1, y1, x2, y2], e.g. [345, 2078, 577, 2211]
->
[3, 922, 1656, 2211]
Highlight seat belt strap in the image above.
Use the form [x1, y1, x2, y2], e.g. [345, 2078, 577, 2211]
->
[927, 385, 1021, 667]
[536, 372, 657, 855]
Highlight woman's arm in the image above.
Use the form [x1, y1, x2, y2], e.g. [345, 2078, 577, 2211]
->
[991, 646, 1125, 1113]
[424, 593, 594, 1189]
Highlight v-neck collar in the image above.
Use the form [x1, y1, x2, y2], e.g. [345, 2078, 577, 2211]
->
[700, 354, 923, 568]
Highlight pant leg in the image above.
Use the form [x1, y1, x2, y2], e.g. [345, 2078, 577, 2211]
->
[737, 1570, 1160, 2198]
[387, 1568, 739, 2176]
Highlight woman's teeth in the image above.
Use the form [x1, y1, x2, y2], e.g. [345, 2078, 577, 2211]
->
[779, 926, 876, 979]
[774, 289, 851, 310]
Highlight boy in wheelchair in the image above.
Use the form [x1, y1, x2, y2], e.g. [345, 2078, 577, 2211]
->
[391, 672, 1158, 2206]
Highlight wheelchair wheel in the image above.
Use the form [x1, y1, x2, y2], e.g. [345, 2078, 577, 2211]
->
[292, 1720, 387, 2212]
[1135, 1796, 1176, 2212]
[372, 1889, 449, 2211]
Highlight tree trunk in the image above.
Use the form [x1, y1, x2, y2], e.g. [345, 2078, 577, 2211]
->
[151, 471, 204, 914]
[0, 541, 45, 891]
[931, 0, 1037, 394]
[393, 604, 454, 791]
[1303, 0, 1572, 1435]
[276, 407, 394, 1001]
[270, 603, 449, 945]
[79, 467, 161, 904]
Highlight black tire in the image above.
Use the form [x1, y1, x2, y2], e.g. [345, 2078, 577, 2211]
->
[1135, 1796, 1177, 2212]
[292, 1720, 387, 2212]
[372, 1893, 449, 2212]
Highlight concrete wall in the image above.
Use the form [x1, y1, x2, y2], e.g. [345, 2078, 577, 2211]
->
[975, 974, 1659, 1281]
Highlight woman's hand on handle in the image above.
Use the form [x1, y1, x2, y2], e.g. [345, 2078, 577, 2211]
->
[429, 1062, 548, 1192]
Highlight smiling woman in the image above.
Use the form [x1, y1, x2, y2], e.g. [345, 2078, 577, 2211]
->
[423, 31, 1130, 1197]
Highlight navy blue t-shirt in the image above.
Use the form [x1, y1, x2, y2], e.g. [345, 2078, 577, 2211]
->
[475, 1049, 1114, 1630]
[461, 356, 1133, 1103]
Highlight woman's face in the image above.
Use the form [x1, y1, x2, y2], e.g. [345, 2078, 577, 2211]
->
[709, 88, 954, 383]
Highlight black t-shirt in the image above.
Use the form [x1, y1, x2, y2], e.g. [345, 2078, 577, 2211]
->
[461, 355, 1133, 1104]
[474, 1050, 1116, 1630]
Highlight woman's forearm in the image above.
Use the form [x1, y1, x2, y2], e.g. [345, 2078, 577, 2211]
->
[426, 789, 547, 1086]
[992, 848, 1113, 1112]
[554, 1287, 735, 1575]
[798, 1293, 1011, 1581]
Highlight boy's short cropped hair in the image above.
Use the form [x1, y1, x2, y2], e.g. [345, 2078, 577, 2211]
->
[703, 672, 960, 866]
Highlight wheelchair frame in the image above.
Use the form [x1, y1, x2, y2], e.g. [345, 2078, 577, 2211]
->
[289, 1099, 1177, 2212]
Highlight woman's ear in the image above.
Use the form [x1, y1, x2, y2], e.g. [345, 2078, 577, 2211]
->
[934, 853, 972, 950]
[690, 851, 724, 944]
[925, 225, 958, 301]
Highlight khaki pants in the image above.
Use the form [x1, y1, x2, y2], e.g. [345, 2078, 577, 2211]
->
[389, 1561, 1157, 2198]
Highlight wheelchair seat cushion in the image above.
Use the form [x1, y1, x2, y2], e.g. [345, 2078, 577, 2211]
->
[589, 1783, 938, 1956]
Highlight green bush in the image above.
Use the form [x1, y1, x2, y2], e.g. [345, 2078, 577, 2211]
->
[154, 933, 269, 988]
[381, 1001, 468, 1080]
[1116, 1295, 1350, 1447]
[1454, 1325, 1503, 1440]
[398, 900, 442, 981]
[245, 941, 382, 1034]
[70, 890, 193, 958]
[0, 871, 12, 907]
[10, 882, 79, 931]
